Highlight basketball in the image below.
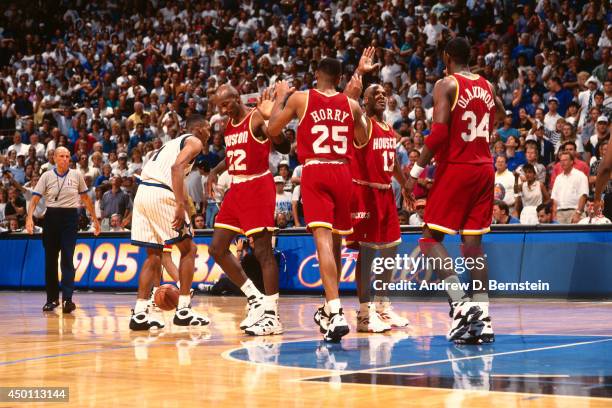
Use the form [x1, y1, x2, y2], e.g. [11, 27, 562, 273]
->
[154, 285, 179, 311]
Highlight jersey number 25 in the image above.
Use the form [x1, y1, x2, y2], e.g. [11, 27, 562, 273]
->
[460, 111, 490, 142]
[312, 125, 348, 155]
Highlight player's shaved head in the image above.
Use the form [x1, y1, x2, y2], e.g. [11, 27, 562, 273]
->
[364, 84, 386, 116]
[364, 84, 379, 99]
[215, 84, 239, 100]
[215, 84, 243, 119]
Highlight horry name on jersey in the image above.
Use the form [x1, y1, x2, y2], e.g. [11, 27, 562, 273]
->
[309, 108, 350, 124]
[456, 86, 495, 110]
[225, 130, 248, 147]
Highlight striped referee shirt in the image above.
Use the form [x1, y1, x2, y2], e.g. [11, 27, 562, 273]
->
[33, 169, 88, 208]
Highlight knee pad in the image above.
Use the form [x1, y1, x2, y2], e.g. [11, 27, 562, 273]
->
[419, 237, 439, 253]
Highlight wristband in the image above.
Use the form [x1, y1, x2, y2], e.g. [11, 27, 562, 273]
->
[410, 164, 425, 178]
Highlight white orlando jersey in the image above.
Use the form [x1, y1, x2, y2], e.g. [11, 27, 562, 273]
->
[140, 134, 195, 188]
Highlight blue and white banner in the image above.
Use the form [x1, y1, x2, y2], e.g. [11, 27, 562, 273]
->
[1, 229, 611, 296]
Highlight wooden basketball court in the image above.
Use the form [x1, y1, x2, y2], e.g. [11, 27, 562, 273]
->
[0, 292, 610, 407]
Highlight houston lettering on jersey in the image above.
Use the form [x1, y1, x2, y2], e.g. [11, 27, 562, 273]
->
[456, 86, 495, 110]
[225, 130, 248, 147]
[372, 137, 396, 150]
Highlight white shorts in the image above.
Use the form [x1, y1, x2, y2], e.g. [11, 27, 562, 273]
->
[130, 182, 192, 249]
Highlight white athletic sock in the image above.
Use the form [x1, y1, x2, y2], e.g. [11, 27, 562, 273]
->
[135, 299, 148, 314]
[178, 295, 191, 309]
[444, 275, 467, 302]
[472, 292, 489, 303]
[327, 298, 341, 315]
[265, 293, 279, 312]
[240, 279, 263, 299]
[359, 302, 370, 315]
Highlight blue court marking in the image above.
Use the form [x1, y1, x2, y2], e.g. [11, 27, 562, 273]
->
[0, 345, 136, 367]
[228, 335, 612, 375]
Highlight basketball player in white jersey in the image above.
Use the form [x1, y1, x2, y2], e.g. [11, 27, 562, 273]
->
[129, 114, 211, 330]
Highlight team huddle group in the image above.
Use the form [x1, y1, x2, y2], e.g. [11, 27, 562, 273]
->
[129, 39, 501, 344]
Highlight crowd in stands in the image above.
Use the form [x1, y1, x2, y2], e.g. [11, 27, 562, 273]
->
[1, 0, 611, 234]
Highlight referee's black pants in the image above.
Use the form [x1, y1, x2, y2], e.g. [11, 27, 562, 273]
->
[42, 208, 79, 302]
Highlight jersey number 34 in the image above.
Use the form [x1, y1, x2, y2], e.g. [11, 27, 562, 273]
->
[460, 111, 490, 142]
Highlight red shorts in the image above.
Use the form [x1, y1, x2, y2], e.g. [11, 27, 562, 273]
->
[347, 183, 401, 248]
[301, 162, 353, 234]
[424, 163, 494, 235]
[214, 173, 276, 236]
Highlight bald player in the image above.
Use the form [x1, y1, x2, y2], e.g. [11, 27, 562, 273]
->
[343, 53, 412, 332]
[207, 84, 284, 336]
[260, 58, 369, 342]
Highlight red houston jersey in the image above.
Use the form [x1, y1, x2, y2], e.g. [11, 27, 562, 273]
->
[296, 89, 355, 163]
[435, 73, 496, 165]
[223, 109, 270, 176]
[351, 118, 396, 185]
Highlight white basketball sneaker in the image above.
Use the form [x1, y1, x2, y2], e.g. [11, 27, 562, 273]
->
[240, 295, 266, 330]
[173, 306, 210, 327]
[357, 304, 392, 333]
[314, 305, 330, 334]
[447, 301, 483, 342]
[324, 309, 350, 342]
[376, 301, 410, 328]
[244, 311, 284, 336]
[457, 302, 495, 344]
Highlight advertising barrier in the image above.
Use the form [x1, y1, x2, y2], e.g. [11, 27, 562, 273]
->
[1, 226, 611, 297]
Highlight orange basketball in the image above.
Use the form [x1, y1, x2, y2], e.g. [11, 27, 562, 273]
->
[154, 284, 179, 311]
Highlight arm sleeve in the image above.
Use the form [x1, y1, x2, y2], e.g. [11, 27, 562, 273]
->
[423, 123, 449, 153]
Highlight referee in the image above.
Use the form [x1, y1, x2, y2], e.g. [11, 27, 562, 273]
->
[26, 147, 100, 313]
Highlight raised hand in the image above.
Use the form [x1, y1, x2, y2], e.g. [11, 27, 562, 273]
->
[257, 86, 275, 119]
[344, 73, 363, 99]
[274, 80, 295, 101]
[357, 46, 381, 75]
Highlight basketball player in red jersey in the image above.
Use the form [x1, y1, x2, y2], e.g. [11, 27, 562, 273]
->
[207, 84, 283, 336]
[407, 38, 505, 344]
[261, 58, 368, 342]
[342, 53, 412, 332]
